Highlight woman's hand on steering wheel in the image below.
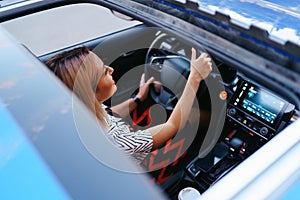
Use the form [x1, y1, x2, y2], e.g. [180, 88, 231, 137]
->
[190, 48, 212, 83]
[136, 73, 155, 101]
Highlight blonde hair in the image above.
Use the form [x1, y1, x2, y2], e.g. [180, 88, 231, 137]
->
[46, 46, 107, 126]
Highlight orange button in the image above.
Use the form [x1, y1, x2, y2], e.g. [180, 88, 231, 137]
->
[219, 90, 228, 100]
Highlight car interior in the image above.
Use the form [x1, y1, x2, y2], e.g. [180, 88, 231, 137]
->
[3, 2, 299, 199]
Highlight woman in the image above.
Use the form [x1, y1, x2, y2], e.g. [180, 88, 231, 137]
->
[46, 46, 212, 164]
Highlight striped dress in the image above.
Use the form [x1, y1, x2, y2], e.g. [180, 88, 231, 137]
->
[104, 105, 153, 164]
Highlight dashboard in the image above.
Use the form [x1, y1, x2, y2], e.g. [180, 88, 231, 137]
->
[147, 34, 296, 141]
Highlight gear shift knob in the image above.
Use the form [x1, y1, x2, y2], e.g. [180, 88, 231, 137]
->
[229, 137, 243, 150]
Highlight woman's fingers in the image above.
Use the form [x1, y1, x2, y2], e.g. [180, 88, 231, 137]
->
[140, 73, 154, 86]
[146, 76, 155, 85]
[191, 47, 196, 61]
[153, 81, 162, 93]
[140, 73, 145, 85]
[137, 73, 155, 101]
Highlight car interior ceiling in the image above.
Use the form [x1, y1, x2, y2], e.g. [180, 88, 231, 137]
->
[39, 21, 299, 199]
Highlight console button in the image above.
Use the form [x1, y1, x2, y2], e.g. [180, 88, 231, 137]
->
[237, 116, 243, 122]
[247, 122, 253, 128]
[188, 165, 201, 176]
[253, 125, 259, 132]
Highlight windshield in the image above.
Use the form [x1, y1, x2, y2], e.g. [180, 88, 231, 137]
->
[196, 0, 300, 45]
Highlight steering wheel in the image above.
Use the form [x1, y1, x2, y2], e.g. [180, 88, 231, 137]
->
[145, 55, 190, 111]
[144, 32, 204, 111]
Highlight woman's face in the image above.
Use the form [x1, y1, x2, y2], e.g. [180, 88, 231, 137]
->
[95, 56, 117, 102]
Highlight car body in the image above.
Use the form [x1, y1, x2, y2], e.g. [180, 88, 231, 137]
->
[0, 0, 300, 199]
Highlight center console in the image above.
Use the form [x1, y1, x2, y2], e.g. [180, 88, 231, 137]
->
[227, 79, 295, 140]
[163, 77, 296, 199]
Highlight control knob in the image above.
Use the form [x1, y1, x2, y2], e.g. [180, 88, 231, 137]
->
[260, 127, 268, 136]
[228, 108, 236, 116]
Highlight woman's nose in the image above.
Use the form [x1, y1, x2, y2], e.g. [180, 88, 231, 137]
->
[107, 66, 114, 74]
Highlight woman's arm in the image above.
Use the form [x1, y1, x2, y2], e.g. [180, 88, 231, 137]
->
[147, 48, 212, 149]
[110, 74, 154, 118]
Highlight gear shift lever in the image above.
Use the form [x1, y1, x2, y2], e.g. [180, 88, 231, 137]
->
[208, 138, 243, 179]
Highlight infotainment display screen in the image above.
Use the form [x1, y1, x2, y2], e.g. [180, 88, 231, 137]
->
[230, 80, 295, 135]
[242, 86, 285, 124]
[230, 80, 292, 128]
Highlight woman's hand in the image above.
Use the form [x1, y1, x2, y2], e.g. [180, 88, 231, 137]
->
[189, 48, 212, 83]
[136, 73, 154, 101]
[110, 73, 154, 118]
[148, 48, 212, 149]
